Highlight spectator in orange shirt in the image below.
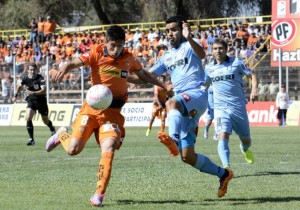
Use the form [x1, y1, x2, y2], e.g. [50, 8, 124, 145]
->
[89, 39, 97, 50]
[65, 41, 75, 58]
[142, 36, 150, 48]
[37, 16, 45, 44]
[22, 50, 31, 62]
[56, 34, 64, 45]
[49, 63, 60, 90]
[44, 16, 59, 43]
[125, 28, 134, 41]
[247, 32, 258, 46]
[236, 25, 250, 44]
[40, 36, 50, 54]
[151, 34, 160, 50]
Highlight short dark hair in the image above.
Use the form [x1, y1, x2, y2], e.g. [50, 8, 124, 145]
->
[106, 25, 125, 41]
[212, 38, 228, 50]
[166, 15, 187, 31]
[29, 63, 37, 70]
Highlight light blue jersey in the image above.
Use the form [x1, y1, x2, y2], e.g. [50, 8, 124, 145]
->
[205, 56, 251, 113]
[205, 56, 252, 138]
[150, 41, 205, 94]
[150, 40, 207, 149]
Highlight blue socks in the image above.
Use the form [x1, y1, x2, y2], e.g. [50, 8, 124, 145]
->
[194, 154, 225, 178]
[218, 139, 230, 167]
[205, 123, 210, 132]
[168, 109, 182, 142]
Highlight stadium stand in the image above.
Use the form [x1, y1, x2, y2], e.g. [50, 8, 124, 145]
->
[1, 15, 299, 104]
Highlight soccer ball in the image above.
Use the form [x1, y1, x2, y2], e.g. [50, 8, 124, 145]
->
[86, 84, 113, 110]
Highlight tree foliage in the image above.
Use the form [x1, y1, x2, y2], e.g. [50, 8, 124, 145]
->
[0, 0, 271, 30]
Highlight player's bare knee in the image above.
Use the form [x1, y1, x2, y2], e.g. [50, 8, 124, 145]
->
[166, 98, 181, 112]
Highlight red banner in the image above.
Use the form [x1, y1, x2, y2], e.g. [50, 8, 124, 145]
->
[199, 101, 300, 127]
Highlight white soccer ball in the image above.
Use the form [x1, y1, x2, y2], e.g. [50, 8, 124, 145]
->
[86, 84, 113, 110]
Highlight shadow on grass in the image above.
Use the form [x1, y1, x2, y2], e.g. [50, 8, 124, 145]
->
[116, 199, 191, 205]
[235, 171, 300, 178]
[204, 196, 300, 205]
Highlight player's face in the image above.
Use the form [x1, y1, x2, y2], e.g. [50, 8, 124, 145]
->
[106, 40, 125, 58]
[212, 43, 227, 62]
[166, 22, 182, 48]
[28, 66, 36, 77]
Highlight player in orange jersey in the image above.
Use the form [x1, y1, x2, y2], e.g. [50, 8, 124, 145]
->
[45, 25, 170, 207]
[146, 75, 168, 136]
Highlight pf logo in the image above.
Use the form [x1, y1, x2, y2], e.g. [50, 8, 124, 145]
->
[272, 19, 297, 46]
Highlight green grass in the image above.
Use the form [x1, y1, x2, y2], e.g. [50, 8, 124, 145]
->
[0, 126, 300, 210]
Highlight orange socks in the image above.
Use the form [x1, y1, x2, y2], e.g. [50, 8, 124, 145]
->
[95, 152, 114, 194]
[59, 131, 72, 152]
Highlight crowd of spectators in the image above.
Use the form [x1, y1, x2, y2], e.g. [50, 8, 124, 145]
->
[0, 17, 273, 103]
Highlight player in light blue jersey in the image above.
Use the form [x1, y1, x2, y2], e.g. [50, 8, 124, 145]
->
[149, 16, 233, 198]
[204, 85, 218, 140]
[205, 38, 258, 169]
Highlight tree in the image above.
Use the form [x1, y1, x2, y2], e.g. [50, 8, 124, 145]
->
[0, 0, 270, 30]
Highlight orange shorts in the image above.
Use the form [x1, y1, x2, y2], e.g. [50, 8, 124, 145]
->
[72, 101, 125, 148]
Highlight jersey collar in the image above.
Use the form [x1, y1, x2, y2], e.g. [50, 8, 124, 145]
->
[213, 55, 230, 65]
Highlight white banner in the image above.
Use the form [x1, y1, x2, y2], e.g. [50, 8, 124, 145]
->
[0, 104, 13, 126]
[122, 103, 164, 127]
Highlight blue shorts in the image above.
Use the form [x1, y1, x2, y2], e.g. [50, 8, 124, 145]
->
[173, 88, 208, 149]
[214, 107, 251, 140]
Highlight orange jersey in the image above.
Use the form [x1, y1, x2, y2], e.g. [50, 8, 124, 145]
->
[79, 43, 142, 101]
[154, 85, 167, 104]
[38, 21, 44, 33]
[44, 21, 56, 35]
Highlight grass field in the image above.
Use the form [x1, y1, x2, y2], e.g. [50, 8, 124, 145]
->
[0, 126, 300, 210]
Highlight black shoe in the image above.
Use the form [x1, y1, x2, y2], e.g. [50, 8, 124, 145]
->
[27, 138, 35, 146]
[51, 130, 56, 136]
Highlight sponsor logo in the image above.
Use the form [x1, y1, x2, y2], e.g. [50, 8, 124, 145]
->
[212, 74, 234, 82]
[272, 19, 297, 46]
[247, 105, 278, 123]
[182, 93, 191, 102]
[121, 70, 128, 78]
[167, 58, 188, 73]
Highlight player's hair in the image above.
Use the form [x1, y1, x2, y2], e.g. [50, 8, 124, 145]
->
[106, 26, 125, 41]
[166, 15, 187, 31]
[213, 38, 228, 50]
[159, 75, 166, 80]
[28, 63, 37, 70]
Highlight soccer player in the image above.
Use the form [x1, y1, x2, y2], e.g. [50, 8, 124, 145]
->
[12, 63, 55, 146]
[45, 25, 168, 207]
[204, 85, 218, 140]
[148, 16, 233, 198]
[205, 38, 258, 169]
[146, 75, 168, 136]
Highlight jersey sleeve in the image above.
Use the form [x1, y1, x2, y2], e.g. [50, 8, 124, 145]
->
[204, 67, 212, 84]
[79, 47, 98, 67]
[128, 56, 142, 73]
[237, 58, 252, 76]
[149, 54, 167, 76]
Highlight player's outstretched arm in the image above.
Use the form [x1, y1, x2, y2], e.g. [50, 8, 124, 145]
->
[53, 58, 83, 82]
[127, 73, 147, 84]
[249, 72, 258, 103]
[182, 21, 205, 59]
